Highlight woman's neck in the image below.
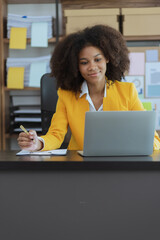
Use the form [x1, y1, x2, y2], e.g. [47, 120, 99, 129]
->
[88, 81, 105, 98]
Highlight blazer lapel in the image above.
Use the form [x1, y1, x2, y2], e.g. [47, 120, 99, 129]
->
[103, 84, 120, 111]
[74, 94, 89, 124]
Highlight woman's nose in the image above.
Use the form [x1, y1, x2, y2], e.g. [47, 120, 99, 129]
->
[88, 62, 97, 71]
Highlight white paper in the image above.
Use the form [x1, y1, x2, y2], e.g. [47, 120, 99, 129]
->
[146, 49, 158, 62]
[31, 22, 48, 47]
[128, 52, 145, 75]
[14, 117, 41, 122]
[145, 62, 160, 97]
[14, 109, 41, 114]
[16, 149, 67, 156]
[29, 61, 47, 87]
[14, 127, 42, 133]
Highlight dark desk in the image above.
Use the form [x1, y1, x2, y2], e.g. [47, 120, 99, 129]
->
[1, 151, 160, 240]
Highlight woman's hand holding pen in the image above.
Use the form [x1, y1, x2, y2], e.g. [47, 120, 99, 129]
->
[17, 128, 43, 151]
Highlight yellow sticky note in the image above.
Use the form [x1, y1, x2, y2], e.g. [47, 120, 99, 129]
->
[7, 67, 24, 89]
[9, 27, 27, 49]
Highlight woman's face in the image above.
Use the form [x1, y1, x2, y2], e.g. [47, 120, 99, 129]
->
[79, 46, 108, 86]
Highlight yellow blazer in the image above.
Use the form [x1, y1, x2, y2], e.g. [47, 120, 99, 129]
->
[41, 81, 160, 151]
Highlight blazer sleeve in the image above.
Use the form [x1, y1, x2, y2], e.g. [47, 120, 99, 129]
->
[40, 89, 68, 151]
[129, 83, 160, 151]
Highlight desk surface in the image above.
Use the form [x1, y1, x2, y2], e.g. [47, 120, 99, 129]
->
[1, 150, 160, 240]
[0, 150, 160, 170]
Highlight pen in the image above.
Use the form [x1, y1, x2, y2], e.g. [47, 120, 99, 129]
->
[20, 125, 35, 143]
[20, 125, 29, 135]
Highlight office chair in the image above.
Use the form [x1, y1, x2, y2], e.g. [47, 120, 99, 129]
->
[40, 73, 70, 148]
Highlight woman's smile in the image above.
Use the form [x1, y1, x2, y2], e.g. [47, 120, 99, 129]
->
[88, 71, 100, 77]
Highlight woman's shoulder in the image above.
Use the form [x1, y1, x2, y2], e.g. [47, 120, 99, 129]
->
[57, 88, 79, 100]
[114, 80, 133, 86]
[113, 80, 135, 89]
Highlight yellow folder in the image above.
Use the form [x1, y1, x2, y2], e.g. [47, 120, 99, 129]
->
[9, 27, 27, 49]
[7, 67, 24, 89]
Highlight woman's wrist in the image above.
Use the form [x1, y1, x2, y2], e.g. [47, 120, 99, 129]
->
[36, 139, 43, 151]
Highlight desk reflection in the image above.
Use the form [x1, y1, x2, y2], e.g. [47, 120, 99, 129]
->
[83, 155, 153, 162]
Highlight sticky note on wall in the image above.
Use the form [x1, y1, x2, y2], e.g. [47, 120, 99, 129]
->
[29, 61, 47, 87]
[7, 67, 24, 89]
[31, 22, 48, 47]
[142, 102, 152, 111]
[9, 27, 27, 49]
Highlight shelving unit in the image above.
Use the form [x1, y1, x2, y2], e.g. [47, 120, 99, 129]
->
[1, 0, 160, 150]
[3, 37, 62, 44]
[0, 0, 59, 150]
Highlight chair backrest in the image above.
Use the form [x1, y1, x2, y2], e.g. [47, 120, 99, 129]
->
[40, 73, 70, 148]
[41, 73, 58, 135]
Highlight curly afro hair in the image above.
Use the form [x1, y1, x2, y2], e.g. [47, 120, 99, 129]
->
[50, 24, 130, 93]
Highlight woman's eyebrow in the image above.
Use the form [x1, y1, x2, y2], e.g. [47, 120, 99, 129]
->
[94, 53, 101, 57]
[79, 57, 88, 60]
[79, 53, 101, 60]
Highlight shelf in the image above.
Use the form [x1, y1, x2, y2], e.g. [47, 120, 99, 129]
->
[5, 87, 40, 91]
[6, 0, 56, 3]
[124, 35, 160, 41]
[4, 37, 63, 44]
[61, 0, 160, 8]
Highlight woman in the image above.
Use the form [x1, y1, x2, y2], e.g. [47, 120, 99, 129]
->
[17, 24, 160, 151]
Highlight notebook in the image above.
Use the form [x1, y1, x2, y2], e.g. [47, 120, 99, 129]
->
[16, 149, 67, 156]
[78, 111, 156, 157]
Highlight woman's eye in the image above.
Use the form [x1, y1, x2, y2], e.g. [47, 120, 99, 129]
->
[80, 62, 88, 65]
[95, 58, 101, 62]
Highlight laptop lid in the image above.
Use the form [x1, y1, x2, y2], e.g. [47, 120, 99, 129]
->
[81, 111, 156, 157]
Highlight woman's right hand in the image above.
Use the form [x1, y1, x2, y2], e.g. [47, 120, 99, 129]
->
[17, 130, 43, 152]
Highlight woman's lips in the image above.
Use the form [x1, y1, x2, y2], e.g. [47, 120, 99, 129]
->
[88, 72, 100, 77]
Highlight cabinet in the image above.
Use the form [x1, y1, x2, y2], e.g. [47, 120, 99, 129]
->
[1, 0, 160, 150]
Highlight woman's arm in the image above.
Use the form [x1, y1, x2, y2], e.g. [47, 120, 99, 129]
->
[40, 89, 69, 151]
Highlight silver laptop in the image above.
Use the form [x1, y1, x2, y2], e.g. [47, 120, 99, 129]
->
[78, 111, 156, 157]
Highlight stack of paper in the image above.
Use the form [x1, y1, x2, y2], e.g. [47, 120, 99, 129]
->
[7, 13, 53, 39]
[6, 55, 51, 88]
